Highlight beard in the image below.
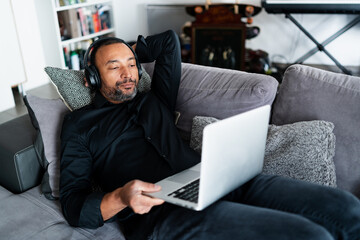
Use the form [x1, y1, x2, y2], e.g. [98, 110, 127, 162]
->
[102, 78, 138, 102]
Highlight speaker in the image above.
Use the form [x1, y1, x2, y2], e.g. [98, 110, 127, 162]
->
[83, 37, 142, 90]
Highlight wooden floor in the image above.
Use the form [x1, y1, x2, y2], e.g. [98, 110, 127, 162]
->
[0, 83, 60, 124]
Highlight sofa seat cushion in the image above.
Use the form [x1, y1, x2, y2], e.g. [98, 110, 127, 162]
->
[0, 185, 124, 240]
[271, 64, 360, 197]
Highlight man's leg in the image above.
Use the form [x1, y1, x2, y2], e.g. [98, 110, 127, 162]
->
[151, 200, 333, 240]
[226, 174, 360, 240]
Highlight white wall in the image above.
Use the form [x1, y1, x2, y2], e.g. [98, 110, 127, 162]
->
[33, 0, 63, 70]
[113, 0, 360, 66]
[12, 0, 49, 91]
[0, 0, 19, 111]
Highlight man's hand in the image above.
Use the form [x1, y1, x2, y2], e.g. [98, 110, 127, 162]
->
[120, 180, 164, 214]
[100, 180, 164, 221]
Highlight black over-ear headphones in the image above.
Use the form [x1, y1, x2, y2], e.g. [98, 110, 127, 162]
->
[83, 37, 142, 90]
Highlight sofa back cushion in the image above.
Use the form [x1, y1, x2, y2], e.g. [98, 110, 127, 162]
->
[271, 64, 360, 197]
[143, 62, 279, 141]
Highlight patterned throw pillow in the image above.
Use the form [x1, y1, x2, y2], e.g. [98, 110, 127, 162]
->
[190, 116, 337, 187]
[44, 66, 152, 111]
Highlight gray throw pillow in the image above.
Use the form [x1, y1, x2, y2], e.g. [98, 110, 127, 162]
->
[44, 66, 152, 111]
[190, 116, 337, 187]
[24, 95, 70, 199]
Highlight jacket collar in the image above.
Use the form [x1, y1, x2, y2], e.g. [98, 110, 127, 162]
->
[94, 91, 110, 108]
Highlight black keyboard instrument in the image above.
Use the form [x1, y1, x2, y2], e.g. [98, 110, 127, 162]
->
[262, 0, 360, 14]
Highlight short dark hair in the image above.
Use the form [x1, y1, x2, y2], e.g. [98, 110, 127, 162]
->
[89, 38, 124, 67]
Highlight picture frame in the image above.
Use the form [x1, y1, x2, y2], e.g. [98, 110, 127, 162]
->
[191, 23, 246, 70]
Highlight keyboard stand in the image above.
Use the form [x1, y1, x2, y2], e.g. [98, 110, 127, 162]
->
[285, 13, 360, 75]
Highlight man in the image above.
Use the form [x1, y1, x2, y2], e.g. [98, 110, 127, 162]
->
[60, 30, 360, 239]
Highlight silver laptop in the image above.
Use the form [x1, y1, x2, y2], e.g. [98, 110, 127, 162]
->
[145, 105, 270, 211]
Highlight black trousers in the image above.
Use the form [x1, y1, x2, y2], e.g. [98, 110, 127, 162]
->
[150, 175, 360, 240]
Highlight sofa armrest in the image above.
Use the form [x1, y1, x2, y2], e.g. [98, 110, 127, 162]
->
[0, 115, 42, 193]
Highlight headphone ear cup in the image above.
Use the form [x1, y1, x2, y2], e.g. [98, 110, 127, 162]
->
[85, 65, 101, 90]
[138, 65, 143, 79]
[84, 67, 94, 88]
[91, 65, 101, 89]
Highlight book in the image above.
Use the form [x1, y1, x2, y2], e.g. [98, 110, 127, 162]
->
[77, 8, 89, 36]
[99, 5, 112, 29]
[68, 9, 80, 38]
[92, 8, 101, 33]
[84, 8, 94, 34]
[57, 11, 71, 40]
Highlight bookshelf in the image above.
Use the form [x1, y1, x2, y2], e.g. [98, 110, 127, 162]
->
[52, 0, 116, 69]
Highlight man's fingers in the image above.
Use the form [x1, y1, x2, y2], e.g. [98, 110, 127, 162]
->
[123, 180, 165, 214]
[151, 198, 165, 206]
[140, 190, 165, 207]
[136, 181, 161, 192]
[131, 194, 165, 214]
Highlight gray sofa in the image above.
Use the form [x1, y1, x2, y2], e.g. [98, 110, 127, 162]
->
[1, 63, 359, 239]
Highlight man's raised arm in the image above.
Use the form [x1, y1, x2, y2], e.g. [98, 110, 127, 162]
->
[135, 30, 182, 113]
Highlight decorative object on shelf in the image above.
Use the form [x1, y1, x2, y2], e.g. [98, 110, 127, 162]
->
[190, 5, 242, 24]
[245, 5, 255, 24]
[185, 3, 262, 21]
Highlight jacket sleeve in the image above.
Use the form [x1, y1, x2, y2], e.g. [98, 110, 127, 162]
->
[135, 30, 181, 113]
[59, 114, 106, 228]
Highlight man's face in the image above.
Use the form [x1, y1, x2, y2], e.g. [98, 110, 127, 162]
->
[95, 43, 139, 104]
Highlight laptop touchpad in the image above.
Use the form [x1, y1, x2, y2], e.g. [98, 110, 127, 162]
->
[167, 170, 199, 184]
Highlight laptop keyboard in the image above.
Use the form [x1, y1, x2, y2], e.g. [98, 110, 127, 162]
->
[168, 179, 200, 203]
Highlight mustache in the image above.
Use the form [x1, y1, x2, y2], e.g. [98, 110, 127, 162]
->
[115, 78, 136, 87]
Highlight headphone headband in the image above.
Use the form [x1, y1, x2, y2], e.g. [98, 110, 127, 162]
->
[83, 37, 142, 90]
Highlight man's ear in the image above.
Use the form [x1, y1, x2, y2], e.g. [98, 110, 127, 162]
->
[84, 77, 90, 88]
